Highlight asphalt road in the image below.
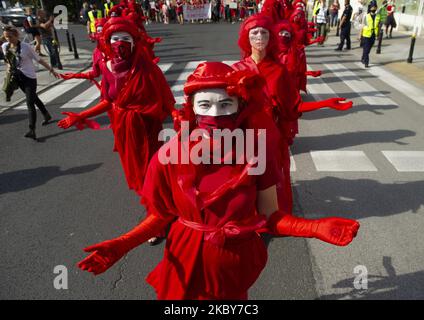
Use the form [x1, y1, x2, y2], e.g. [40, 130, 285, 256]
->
[1, 22, 423, 300]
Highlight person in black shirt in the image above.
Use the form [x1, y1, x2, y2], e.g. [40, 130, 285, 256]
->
[335, 0, 353, 51]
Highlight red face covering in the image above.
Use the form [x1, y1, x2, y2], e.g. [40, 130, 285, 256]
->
[111, 40, 132, 61]
[195, 114, 238, 135]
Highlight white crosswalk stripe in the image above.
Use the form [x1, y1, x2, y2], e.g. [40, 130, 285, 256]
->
[310, 151, 378, 172]
[382, 151, 424, 172]
[15, 79, 85, 110]
[355, 63, 424, 106]
[60, 85, 100, 109]
[170, 60, 204, 105]
[324, 63, 398, 106]
[306, 64, 338, 100]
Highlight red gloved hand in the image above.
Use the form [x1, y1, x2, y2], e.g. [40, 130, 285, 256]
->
[58, 112, 81, 129]
[172, 109, 185, 131]
[308, 36, 325, 45]
[323, 97, 353, 111]
[60, 72, 93, 80]
[306, 70, 322, 77]
[298, 98, 353, 112]
[267, 211, 360, 246]
[78, 214, 172, 276]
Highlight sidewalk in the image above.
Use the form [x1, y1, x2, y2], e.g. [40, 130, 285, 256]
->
[0, 46, 93, 112]
[322, 27, 424, 89]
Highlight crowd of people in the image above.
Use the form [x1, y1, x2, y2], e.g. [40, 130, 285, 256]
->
[36, 0, 360, 300]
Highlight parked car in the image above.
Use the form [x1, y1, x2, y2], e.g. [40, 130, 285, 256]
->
[0, 7, 28, 27]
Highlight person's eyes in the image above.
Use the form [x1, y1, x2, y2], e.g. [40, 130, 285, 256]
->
[198, 103, 210, 109]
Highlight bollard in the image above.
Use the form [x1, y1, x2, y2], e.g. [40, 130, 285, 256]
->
[407, 34, 416, 63]
[336, 20, 340, 37]
[376, 30, 383, 54]
[71, 34, 79, 59]
[66, 30, 73, 52]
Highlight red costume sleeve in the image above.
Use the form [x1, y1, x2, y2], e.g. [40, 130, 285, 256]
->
[78, 213, 173, 275]
[58, 100, 112, 130]
[298, 98, 353, 112]
[267, 210, 360, 246]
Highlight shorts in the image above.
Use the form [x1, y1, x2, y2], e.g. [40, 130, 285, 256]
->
[385, 14, 397, 28]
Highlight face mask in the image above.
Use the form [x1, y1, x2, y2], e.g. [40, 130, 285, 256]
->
[111, 40, 132, 60]
[196, 114, 238, 135]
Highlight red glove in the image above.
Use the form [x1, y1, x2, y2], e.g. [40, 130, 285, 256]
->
[298, 98, 353, 112]
[58, 100, 111, 130]
[308, 36, 325, 45]
[306, 70, 322, 77]
[267, 211, 360, 246]
[60, 72, 94, 80]
[78, 214, 172, 275]
[172, 109, 185, 131]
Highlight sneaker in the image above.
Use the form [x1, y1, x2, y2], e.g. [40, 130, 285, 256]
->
[24, 129, 36, 140]
[42, 113, 52, 126]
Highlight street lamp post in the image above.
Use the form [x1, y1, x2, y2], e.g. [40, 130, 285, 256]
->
[407, 0, 424, 63]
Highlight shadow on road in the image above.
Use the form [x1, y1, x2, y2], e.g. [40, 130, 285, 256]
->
[294, 176, 424, 219]
[291, 129, 415, 156]
[318, 256, 424, 299]
[0, 163, 102, 195]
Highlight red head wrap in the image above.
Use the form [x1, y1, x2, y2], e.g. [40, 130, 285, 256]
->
[237, 14, 280, 60]
[181, 62, 267, 130]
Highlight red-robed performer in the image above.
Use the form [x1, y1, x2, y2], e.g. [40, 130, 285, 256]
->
[77, 62, 360, 300]
[232, 14, 352, 213]
[59, 18, 106, 98]
[57, 15, 175, 198]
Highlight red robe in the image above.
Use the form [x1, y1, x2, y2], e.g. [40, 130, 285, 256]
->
[232, 57, 300, 213]
[142, 126, 281, 299]
[100, 51, 175, 196]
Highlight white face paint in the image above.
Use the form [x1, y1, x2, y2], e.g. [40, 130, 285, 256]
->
[193, 88, 239, 116]
[249, 27, 270, 52]
[96, 26, 103, 33]
[110, 31, 134, 48]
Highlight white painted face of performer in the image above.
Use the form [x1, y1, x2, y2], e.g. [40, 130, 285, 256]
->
[193, 89, 239, 117]
[248, 27, 270, 52]
[110, 31, 134, 46]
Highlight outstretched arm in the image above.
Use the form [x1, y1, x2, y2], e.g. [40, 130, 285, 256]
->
[298, 98, 353, 112]
[306, 70, 322, 77]
[78, 214, 173, 275]
[58, 99, 111, 130]
[267, 210, 360, 246]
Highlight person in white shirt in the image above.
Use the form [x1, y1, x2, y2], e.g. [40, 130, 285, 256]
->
[316, 0, 329, 45]
[2, 26, 59, 140]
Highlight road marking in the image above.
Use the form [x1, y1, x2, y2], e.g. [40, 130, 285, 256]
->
[306, 64, 338, 100]
[222, 60, 238, 66]
[382, 151, 424, 172]
[158, 63, 173, 74]
[310, 150, 378, 172]
[324, 63, 397, 106]
[15, 79, 85, 110]
[290, 154, 296, 172]
[60, 85, 100, 109]
[170, 61, 205, 105]
[356, 63, 424, 106]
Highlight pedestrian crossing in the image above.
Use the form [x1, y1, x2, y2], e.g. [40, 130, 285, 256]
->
[4, 60, 424, 173]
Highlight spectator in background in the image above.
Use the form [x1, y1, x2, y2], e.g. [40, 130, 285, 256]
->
[258, 0, 264, 13]
[23, 7, 42, 55]
[385, 0, 397, 38]
[37, 9, 61, 70]
[361, 2, 380, 67]
[80, 2, 90, 25]
[330, 0, 340, 28]
[335, 0, 352, 51]
[2, 26, 59, 140]
[176, 0, 184, 24]
[162, 1, 169, 24]
[316, 0, 329, 45]
[143, 0, 151, 24]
